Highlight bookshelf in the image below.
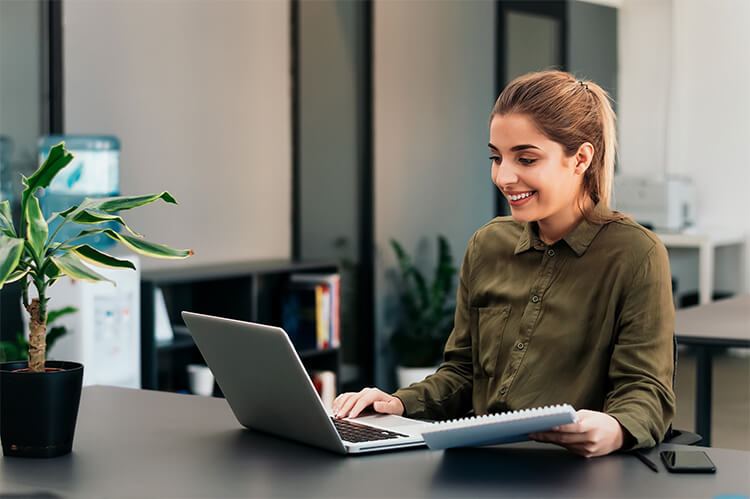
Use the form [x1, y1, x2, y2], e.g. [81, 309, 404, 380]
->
[140, 259, 341, 394]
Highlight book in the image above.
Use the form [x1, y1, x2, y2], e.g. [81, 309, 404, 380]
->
[281, 282, 318, 351]
[310, 370, 337, 409]
[290, 273, 341, 349]
[420, 404, 577, 450]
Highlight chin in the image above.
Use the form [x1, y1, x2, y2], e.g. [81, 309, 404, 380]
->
[508, 208, 539, 223]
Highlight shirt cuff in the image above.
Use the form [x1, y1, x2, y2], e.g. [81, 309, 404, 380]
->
[607, 410, 658, 451]
[391, 389, 426, 419]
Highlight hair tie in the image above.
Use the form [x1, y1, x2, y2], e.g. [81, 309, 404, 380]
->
[578, 80, 589, 90]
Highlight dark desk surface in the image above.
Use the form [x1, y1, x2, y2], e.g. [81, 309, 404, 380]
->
[1, 386, 748, 498]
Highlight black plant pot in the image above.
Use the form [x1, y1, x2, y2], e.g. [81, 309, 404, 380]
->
[0, 361, 84, 458]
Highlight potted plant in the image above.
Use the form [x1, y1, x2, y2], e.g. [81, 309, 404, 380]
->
[389, 235, 456, 388]
[0, 142, 192, 458]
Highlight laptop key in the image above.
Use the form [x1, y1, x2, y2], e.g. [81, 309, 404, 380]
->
[332, 417, 409, 443]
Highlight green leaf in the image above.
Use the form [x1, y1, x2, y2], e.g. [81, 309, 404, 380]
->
[67, 209, 141, 236]
[0, 200, 16, 237]
[5, 268, 29, 284]
[47, 306, 78, 324]
[61, 192, 177, 217]
[71, 244, 136, 270]
[43, 259, 62, 280]
[25, 195, 48, 258]
[0, 235, 25, 290]
[21, 142, 74, 221]
[74, 228, 192, 259]
[46, 326, 67, 352]
[51, 252, 115, 285]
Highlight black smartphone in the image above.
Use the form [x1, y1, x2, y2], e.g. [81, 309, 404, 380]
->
[660, 450, 716, 473]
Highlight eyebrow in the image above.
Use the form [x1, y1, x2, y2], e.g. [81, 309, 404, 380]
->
[488, 143, 542, 152]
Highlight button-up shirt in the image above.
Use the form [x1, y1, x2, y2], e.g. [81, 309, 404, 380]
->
[392, 213, 676, 450]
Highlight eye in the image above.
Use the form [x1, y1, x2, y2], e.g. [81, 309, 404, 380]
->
[489, 155, 501, 165]
[518, 158, 536, 165]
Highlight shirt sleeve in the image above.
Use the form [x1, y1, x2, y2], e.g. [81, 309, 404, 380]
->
[604, 240, 676, 450]
[391, 234, 476, 420]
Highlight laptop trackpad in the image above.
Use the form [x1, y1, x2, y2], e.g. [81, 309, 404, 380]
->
[350, 412, 430, 433]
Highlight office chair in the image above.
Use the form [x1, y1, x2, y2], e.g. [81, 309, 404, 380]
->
[662, 334, 702, 445]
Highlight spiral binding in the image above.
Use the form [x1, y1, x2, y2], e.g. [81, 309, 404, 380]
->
[428, 404, 575, 430]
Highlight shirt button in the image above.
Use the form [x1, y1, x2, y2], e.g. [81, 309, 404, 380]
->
[516, 342, 525, 350]
[531, 295, 540, 303]
[500, 387, 507, 395]
[547, 248, 555, 257]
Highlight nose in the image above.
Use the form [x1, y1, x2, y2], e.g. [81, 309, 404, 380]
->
[493, 160, 518, 189]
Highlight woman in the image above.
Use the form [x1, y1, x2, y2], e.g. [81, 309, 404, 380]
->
[333, 70, 675, 457]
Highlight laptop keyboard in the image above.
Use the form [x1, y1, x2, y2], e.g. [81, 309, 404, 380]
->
[331, 417, 409, 443]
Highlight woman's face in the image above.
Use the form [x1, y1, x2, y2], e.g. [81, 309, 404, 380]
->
[489, 113, 587, 225]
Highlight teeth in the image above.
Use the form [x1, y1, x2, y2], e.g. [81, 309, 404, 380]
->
[509, 192, 533, 201]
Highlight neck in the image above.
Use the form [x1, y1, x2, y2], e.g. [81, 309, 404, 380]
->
[537, 196, 594, 245]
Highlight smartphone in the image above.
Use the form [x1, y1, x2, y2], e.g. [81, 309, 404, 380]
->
[660, 450, 716, 473]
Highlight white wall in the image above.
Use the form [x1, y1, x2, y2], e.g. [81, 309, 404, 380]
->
[374, 0, 496, 388]
[619, 0, 750, 293]
[63, 0, 291, 270]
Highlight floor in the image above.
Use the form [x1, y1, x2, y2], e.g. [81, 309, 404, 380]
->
[672, 347, 750, 451]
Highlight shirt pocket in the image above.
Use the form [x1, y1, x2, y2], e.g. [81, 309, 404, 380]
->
[470, 305, 512, 378]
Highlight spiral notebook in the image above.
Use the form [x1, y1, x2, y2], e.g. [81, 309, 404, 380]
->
[420, 404, 577, 450]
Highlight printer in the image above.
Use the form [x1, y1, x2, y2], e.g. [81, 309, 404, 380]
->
[613, 176, 697, 232]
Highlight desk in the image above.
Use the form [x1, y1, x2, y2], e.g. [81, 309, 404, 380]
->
[675, 295, 750, 446]
[656, 231, 746, 305]
[1, 386, 748, 498]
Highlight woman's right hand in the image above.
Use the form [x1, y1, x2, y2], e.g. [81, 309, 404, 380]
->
[332, 388, 405, 419]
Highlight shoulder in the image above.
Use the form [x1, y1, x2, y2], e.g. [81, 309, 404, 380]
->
[468, 216, 524, 252]
[473, 216, 524, 241]
[597, 216, 668, 263]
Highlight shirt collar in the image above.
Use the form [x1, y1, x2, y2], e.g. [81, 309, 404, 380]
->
[513, 204, 609, 256]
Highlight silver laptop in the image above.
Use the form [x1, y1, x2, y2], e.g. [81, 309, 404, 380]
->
[181, 311, 429, 454]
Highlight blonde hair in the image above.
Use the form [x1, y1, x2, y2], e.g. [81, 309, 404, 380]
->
[491, 70, 625, 224]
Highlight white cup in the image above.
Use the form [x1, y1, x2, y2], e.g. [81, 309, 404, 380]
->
[187, 364, 215, 396]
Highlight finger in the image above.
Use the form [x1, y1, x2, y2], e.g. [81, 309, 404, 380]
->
[333, 393, 355, 415]
[550, 421, 584, 433]
[531, 431, 588, 445]
[336, 392, 364, 418]
[349, 392, 382, 419]
[332, 393, 352, 413]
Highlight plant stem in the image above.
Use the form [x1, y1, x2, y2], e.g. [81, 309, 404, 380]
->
[26, 296, 47, 372]
[45, 216, 68, 252]
[21, 276, 29, 309]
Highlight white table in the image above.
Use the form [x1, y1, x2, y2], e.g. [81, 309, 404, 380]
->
[656, 230, 746, 305]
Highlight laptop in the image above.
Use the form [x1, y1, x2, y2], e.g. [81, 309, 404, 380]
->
[181, 311, 430, 454]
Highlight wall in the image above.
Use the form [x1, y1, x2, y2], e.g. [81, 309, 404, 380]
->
[0, 0, 42, 183]
[619, 0, 750, 293]
[374, 0, 496, 388]
[63, 0, 292, 270]
[299, 0, 362, 263]
[568, 0, 618, 105]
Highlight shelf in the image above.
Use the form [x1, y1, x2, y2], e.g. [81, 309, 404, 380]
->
[140, 260, 343, 393]
[142, 259, 339, 284]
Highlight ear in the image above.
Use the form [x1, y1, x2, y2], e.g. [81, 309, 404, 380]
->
[573, 142, 594, 175]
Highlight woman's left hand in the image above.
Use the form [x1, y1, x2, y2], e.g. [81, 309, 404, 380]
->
[529, 409, 625, 457]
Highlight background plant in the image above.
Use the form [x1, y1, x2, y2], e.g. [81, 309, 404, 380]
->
[389, 235, 457, 367]
[0, 142, 192, 372]
[0, 306, 77, 362]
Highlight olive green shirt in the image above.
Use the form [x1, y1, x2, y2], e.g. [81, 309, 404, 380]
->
[393, 214, 676, 450]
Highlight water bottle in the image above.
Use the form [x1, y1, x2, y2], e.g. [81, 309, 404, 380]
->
[38, 135, 120, 251]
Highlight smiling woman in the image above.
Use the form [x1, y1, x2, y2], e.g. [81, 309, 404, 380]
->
[334, 70, 675, 458]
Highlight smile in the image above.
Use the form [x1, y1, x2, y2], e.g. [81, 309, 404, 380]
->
[507, 191, 535, 201]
